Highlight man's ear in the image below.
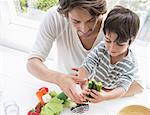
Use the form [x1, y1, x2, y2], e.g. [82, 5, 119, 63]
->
[129, 38, 135, 45]
[129, 40, 132, 45]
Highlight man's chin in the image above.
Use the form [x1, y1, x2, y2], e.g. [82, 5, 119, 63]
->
[78, 32, 92, 38]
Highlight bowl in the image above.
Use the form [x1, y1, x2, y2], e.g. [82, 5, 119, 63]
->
[118, 105, 150, 115]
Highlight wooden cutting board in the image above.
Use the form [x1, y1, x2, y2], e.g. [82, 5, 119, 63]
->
[118, 105, 150, 115]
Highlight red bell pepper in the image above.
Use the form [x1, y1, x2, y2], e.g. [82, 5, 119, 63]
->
[27, 109, 40, 115]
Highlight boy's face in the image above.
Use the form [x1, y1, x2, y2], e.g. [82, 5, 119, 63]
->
[68, 7, 100, 38]
[105, 32, 130, 58]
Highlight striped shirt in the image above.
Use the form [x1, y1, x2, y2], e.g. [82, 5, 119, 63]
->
[81, 42, 138, 91]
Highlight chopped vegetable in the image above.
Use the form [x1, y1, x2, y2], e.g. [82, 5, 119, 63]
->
[57, 92, 68, 103]
[87, 80, 103, 98]
[40, 97, 64, 115]
[36, 91, 45, 104]
[42, 93, 51, 103]
[36, 87, 49, 104]
[39, 87, 49, 92]
[49, 91, 57, 98]
[27, 109, 40, 115]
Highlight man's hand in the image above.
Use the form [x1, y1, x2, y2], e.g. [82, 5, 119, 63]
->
[57, 74, 87, 104]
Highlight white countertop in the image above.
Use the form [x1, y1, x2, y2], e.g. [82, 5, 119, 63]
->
[0, 44, 150, 115]
[0, 72, 150, 115]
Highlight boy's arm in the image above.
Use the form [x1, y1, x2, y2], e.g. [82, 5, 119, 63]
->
[123, 81, 144, 97]
[78, 67, 90, 88]
[78, 67, 89, 79]
[103, 81, 144, 97]
[102, 87, 126, 101]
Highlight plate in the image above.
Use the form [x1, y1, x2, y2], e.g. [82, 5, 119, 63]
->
[118, 105, 150, 115]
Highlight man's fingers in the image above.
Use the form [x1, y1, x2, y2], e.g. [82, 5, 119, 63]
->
[70, 85, 84, 103]
[71, 76, 88, 82]
[72, 67, 79, 72]
[91, 89, 100, 96]
[70, 73, 78, 76]
[64, 90, 75, 102]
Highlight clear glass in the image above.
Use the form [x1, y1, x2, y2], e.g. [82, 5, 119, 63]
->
[3, 99, 19, 115]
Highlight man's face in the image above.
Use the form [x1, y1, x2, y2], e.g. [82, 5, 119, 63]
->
[68, 7, 98, 38]
[105, 32, 130, 58]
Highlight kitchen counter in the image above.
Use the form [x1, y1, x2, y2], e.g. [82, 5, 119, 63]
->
[0, 72, 150, 115]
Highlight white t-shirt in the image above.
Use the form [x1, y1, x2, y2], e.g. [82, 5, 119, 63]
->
[29, 6, 104, 74]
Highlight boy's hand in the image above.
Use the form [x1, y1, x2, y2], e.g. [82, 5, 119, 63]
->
[82, 89, 107, 103]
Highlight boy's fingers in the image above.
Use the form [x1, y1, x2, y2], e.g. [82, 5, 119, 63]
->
[91, 89, 100, 96]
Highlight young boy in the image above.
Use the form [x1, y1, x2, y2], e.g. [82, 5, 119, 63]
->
[78, 6, 140, 103]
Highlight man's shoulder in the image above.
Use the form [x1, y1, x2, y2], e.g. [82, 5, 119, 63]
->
[41, 5, 69, 35]
[46, 6, 64, 19]
[47, 6, 59, 13]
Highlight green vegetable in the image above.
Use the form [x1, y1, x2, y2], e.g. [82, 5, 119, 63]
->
[40, 97, 64, 115]
[88, 80, 102, 90]
[41, 91, 71, 115]
[49, 91, 57, 98]
[63, 99, 72, 107]
[57, 92, 68, 102]
[96, 82, 102, 91]
[87, 80, 102, 98]
[88, 80, 93, 89]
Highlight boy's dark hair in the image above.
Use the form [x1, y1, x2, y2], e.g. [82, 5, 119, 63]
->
[58, 0, 107, 18]
[103, 5, 140, 44]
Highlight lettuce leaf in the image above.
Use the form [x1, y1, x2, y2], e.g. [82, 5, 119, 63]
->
[40, 97, 64, 115]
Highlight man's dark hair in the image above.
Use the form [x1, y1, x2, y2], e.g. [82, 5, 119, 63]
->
[103, 5, 140, 43]
[58, 0, 107, 17]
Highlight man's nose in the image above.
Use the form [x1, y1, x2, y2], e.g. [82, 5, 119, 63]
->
[80, 23, 89, 33]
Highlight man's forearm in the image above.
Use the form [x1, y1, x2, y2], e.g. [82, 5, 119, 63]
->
[27, 58, 65, 85]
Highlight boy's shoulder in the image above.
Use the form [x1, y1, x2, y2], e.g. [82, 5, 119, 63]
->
[96, 41, 105, 49]
[92, 41, 107, 56]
